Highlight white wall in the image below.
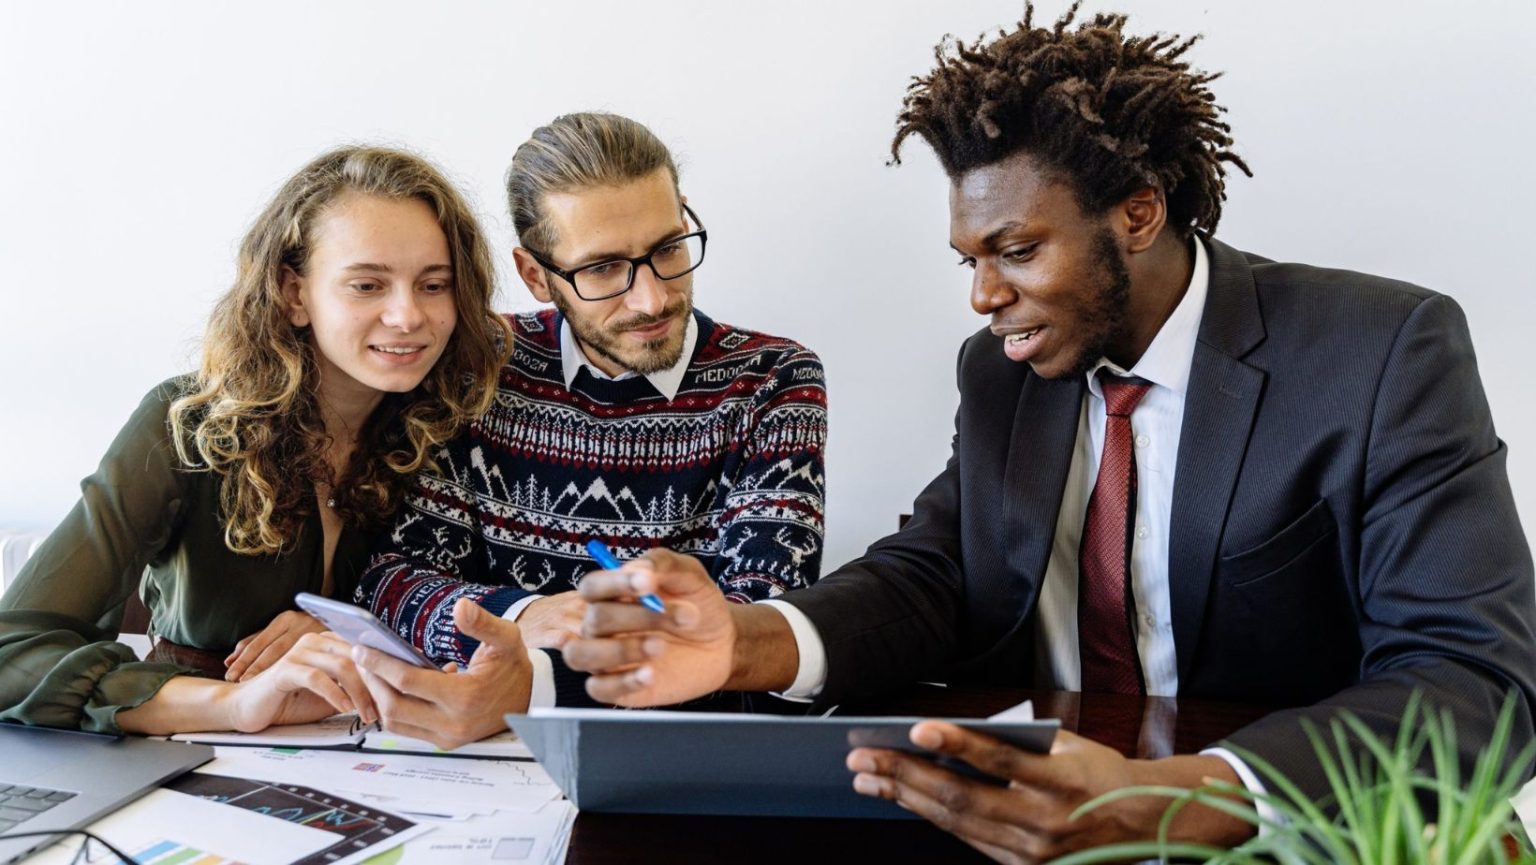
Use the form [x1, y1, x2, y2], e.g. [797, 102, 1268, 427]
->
[2, 1, 1532, 572]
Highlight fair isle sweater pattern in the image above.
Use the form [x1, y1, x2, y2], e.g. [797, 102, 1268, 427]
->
[357, 309, 828, 665]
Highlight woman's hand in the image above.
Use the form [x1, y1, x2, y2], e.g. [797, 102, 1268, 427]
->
[225, 631, 379, 732]
[119, 631, 376, 735]
[224, 610, 328, 682]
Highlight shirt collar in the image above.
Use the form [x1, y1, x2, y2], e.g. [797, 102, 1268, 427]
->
[1086, 234, 1210, 399]
[560, 312, 699, 402]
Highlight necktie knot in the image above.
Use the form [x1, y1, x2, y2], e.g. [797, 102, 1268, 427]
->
[1101, 376, 1152, 418]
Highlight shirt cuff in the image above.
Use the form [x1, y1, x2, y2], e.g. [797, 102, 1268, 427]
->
[758, 599, 827, 701]
[526, 644, 556, 709]
[503, 594, 540, 621]
[1201, 746, 1283, 837]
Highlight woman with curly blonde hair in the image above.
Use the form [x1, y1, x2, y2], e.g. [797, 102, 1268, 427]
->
[0, 145, 511, 735]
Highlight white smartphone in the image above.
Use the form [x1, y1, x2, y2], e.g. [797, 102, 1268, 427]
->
[295, 593, 440, 671]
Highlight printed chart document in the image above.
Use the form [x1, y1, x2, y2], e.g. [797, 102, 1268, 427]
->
[507, 705, 1058, 819]
[164, 773, 431, 865]
[22, 788, 335, 865]
[401, 799, 577, 865]
[199, 747, 562, 817]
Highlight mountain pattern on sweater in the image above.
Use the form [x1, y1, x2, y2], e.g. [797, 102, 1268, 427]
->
[357, 309, 828, 665]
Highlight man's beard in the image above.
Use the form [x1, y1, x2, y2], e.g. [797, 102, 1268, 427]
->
[1060, 228, 1133, 379]
[552, 289, 693, 375]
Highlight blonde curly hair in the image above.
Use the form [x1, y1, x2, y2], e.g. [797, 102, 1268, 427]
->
[169, 145, 512, 555]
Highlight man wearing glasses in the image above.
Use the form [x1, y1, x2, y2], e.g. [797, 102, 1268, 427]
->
[350, 112, 828, 732]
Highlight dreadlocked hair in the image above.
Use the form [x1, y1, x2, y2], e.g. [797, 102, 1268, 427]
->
[892, 2, 1252, 236]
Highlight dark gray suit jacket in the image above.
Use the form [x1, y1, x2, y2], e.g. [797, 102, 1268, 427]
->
[786, 235, 1536, 797]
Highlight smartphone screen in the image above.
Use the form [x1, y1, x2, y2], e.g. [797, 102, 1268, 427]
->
[294, 593, 440, 670]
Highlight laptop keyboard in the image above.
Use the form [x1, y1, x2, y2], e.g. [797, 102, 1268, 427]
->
[0, 783, 75, 834]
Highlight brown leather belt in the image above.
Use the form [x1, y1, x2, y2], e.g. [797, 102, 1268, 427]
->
[147, 636, 229, 679]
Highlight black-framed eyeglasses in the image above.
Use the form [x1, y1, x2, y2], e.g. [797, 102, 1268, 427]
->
[528, 203, 707, 301]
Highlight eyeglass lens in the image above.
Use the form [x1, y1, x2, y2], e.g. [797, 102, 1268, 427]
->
[574, 234, 704, 299]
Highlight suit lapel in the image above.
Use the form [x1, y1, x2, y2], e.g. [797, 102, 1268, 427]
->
[1001, 372, 1084, 619]
[1170, 236, 1268, 683]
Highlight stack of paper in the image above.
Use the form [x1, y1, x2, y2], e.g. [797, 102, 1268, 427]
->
[162, 712, 577, 862]
[394, 799, 577, 865]
[198, 748, 562, 819]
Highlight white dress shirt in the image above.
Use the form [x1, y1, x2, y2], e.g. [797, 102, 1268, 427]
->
[559, 313, 699, 401]
[512, 313, 701, 708]
[1032, 239, 1208, 697]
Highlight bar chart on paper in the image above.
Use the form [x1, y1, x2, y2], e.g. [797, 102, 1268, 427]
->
[111, 840, 244, 865]
[23, 788, 335, 865]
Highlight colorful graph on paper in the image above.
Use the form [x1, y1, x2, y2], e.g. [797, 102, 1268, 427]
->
[164, 774, 416, 865]
[110, 840, 243, 865]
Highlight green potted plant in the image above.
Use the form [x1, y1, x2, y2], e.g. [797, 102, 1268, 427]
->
[1052, 692, 1536, 864]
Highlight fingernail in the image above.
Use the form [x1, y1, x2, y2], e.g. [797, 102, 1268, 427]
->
[852, 774, 883, 796]
[634, 666, 654, 685]
[912, 726, 942, 749]
[351, 646, 367, 664]
[673, 606, 697, 628]
[642, 637, 664, 658]
[848, 753, 875, 773]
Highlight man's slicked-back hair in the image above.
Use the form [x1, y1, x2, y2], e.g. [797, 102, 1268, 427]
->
[507, 112, 680, 255]
[892, 2, 1251, 237]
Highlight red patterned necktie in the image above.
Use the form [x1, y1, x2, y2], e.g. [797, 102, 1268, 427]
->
[1079, 375, 1152, 695]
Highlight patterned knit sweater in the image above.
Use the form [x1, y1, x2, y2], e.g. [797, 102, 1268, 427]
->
[357, 308, 828, 665]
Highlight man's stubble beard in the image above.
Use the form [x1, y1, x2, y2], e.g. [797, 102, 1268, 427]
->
[1061, 228, 1134, 380]
[552, 287, 693, 375]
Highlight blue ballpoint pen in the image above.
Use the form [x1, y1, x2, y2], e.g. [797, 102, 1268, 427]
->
[585, 539, 667, 614]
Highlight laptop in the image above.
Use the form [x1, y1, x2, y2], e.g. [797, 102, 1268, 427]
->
[0, 723, 213, 863]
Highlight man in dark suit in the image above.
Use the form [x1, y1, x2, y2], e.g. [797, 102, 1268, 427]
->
[561, 6, 1536, 859]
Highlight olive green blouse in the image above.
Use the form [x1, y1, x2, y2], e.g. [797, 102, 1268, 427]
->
[0, 378, 371, 733]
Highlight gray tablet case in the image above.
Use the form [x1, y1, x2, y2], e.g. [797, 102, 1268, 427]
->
[505, 708, 1058, 819]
